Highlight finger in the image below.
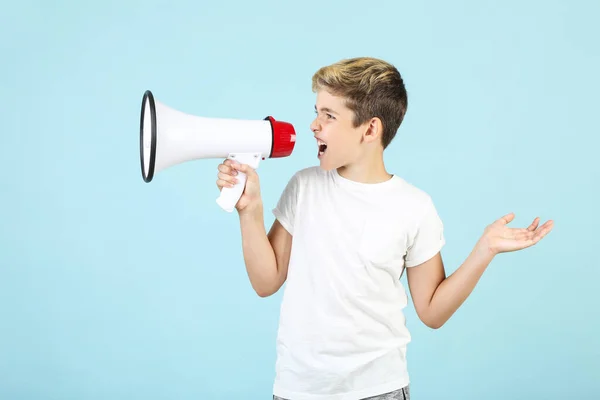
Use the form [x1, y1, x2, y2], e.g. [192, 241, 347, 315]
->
[218, 163, 237, 175]
[534, 220, 554, 239]
[541, 220, 554, 230]
[518, 221, 553, 244]
[216, 178, 236, 189]
[500, 220, 554, 252]
[530, 220, 551, 236]
[218, 172, 238, 185]
[527, 217, 540, 231]
[231, 163, 255, 176]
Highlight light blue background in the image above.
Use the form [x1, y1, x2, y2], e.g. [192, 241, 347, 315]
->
[1, 1, 598, 399]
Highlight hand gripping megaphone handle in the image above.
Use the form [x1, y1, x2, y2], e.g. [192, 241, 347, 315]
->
[216, 153, 262, 212]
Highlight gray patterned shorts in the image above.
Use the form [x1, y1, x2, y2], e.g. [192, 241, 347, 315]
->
[274, 385, 410, 400]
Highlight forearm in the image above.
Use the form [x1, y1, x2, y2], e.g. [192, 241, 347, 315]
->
[238, 203, 279, 296]
[426, 243, 495, 328]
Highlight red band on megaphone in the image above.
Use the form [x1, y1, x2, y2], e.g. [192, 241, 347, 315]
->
[265, 116, 296, 158]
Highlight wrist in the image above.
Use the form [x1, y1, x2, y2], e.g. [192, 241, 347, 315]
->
[474, 237, 498, 261]
[238, 201, 264, 220]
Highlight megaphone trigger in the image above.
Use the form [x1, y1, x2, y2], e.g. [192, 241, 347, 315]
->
[215, 152, 262, 212]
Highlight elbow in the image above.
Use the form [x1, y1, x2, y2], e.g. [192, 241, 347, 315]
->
[254, 274, 284, 298]
[425, 320, 444, 330]
[421, 314, 446, 330]
[256, 288, 275, 298]
[254, 283, 280, 298]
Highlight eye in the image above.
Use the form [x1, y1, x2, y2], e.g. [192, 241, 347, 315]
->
[314, 110, 335, 120]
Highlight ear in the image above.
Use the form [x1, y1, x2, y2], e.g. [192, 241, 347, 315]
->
[362, 117, 383, 144]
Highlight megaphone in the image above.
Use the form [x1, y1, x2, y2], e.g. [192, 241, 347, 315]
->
[139, 90, 297, 212]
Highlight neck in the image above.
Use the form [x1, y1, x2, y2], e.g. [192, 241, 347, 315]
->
[336, 149, 392, 184]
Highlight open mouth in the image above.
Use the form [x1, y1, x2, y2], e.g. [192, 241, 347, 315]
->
[317, 138, 327, 157]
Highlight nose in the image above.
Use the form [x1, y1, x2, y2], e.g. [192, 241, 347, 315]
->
[310, 117, 320, 134]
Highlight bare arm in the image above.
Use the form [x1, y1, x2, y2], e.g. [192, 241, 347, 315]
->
[407, 213, 553, 329]
[217, 159, 293, 298]
[239, 207, 292, 297]
[406, 249, 492, 329]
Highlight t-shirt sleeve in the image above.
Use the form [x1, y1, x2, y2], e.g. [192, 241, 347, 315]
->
[404, 196, 446, 268]
[272, 172, 301, 235]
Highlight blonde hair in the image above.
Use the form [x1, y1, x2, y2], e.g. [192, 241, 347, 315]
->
[312, 57, 408, 149]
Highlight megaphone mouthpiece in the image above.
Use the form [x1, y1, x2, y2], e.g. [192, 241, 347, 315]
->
[139, 90, 297, 212]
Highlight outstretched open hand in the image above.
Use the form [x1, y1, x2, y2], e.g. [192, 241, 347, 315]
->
[479, 213, 554, 256]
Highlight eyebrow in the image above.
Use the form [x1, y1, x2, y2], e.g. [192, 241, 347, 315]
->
[314, 105, 339, 115]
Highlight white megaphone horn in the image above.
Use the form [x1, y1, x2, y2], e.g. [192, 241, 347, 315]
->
[139, 90, 297, 212]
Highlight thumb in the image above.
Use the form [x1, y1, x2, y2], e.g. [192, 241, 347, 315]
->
[497, 212, 515, 225]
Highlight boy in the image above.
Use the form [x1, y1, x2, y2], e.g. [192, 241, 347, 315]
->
[215, 57, 553, 400]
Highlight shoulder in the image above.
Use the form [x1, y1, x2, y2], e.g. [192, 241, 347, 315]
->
[276, 166, 323, 201]
[393, 175, 432, 202]
[392, 176, 439, 218]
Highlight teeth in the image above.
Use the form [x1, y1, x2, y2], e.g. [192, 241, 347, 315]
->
[316, 138, 327, 157]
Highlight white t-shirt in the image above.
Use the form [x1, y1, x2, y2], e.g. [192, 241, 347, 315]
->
[271, 166, 445, 400]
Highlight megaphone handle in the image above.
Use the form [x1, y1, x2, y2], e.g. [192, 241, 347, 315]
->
[216, 153, 262, 212]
